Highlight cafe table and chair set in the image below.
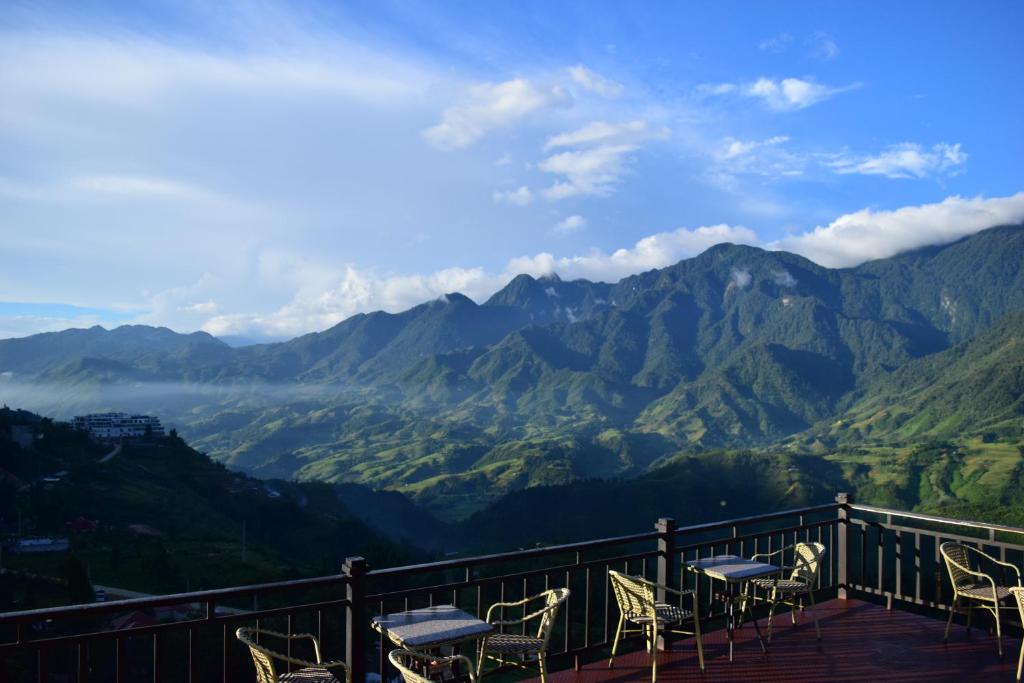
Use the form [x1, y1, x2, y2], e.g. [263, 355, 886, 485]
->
[236, 540, 1024, 682]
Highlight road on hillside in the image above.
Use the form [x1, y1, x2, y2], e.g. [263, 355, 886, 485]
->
[98, 444, 122, 463]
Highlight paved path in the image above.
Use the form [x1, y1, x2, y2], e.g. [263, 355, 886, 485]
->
[98, 443, 122, 463]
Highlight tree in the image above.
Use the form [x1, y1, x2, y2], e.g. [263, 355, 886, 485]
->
[64, 554, 94, 605]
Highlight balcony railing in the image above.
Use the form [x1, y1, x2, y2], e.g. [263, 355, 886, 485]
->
[2, 493, 1023, 682]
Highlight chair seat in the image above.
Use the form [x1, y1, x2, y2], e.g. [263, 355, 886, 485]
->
[278, 667, 341, 683]
[957, 583, 1015, 601]
[482, 632, 545, 654]
[748, 578, 810, 593]
[626, 603, 692, 626]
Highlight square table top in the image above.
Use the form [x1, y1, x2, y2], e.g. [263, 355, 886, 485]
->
[372, 605, 494, 648]
[686, 555, 782, 582]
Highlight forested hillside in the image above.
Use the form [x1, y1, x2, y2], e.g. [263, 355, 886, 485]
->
[1, 225, 1022, 517]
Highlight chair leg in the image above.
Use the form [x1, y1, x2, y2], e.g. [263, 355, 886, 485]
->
[808, 589, 821, 642]
[945, 596, 957, 643]
[694, 611, 705, 672]
[651, 622, 658, 683]
[609, 616, 624, 667]
[476, 638, 488, 679]
[766, 589, 778, 643]
[996, 606, 1003, 658]
[1016, 635, 1023, 681]
[539, 652, 547, 683]
[791, 595, 798, 626]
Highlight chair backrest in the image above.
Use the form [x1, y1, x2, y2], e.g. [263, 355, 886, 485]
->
[389, 649, 476, 683]
[1011, 587, 1024, 619]
[790, 542, 826, 585]
[236, 628, 278, 683]
[940, 542, 978, 588]
[534, 588, 571, 643]
[608, 571, 655, 620]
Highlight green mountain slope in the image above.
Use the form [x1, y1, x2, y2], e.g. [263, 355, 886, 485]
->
[813, 312, 1024, 445]
[0, 408, 428, 605]
[1, 224, 1022, 517]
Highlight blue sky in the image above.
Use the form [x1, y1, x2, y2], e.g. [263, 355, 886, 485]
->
[1, 0, 1022, 340]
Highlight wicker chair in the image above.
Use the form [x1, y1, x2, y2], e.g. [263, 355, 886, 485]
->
[608, 571, 703, 682]
[236, 627, 350, 683]
[742, 541, 826, 642]
[389, 649, 477, 683]
[1011, 587, 1024, 682]
[476, 587, 569, 683]
[940, 541, 1022, 657]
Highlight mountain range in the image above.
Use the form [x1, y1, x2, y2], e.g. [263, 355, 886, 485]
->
[2, 224, 1022, 518]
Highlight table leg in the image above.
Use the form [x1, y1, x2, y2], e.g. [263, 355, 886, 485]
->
[745, 592, 767, 653]
[727, 584, 734, 662]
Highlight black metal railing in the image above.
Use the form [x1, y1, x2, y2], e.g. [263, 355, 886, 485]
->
[4, 493, 1023, 682]
[844, 500, 1024, 611]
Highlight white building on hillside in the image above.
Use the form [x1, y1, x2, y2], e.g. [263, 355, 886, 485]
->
[72, 412, 165, 440]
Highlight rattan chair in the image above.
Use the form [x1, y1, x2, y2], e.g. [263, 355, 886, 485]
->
[1011, 587, 1024, 682]
[608, 571, 704, 682]
[476, 587, 569, 683]
[236, 627, 350, 683]
[941, 541, 1022, 657]
[742, 541, 826, 642]
[390, 649, 477, 683]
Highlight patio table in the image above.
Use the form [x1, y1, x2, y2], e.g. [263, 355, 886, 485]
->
[372, 604, 494, 650]
[373, 605, 493, 681]
[686, 554, 781, 661]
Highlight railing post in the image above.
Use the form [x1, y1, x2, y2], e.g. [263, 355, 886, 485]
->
[655, 517, 676, 651]
[344, 556, 368, 683]
[836, 493, 852, 600]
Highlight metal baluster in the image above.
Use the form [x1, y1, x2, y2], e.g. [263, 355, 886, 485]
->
[116, 637, 126, 683]
[78, 642, 88, 683]
[378, 600, 386, 681]
[153, 632, 161, 683]
[564, 567, 572, 654]
[584, 565, 592, 648]
[522, 578, 528, 637]
[222, 624, 230, 683]
[914, 533, 922, 604]
[603, 566, 610, 644]
[188, 626, 197, 683]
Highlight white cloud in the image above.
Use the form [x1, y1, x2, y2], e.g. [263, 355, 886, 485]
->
[540, 144, 637, 200]
[506, 224, 759, 282]
[202, 265, 503, 338]
[772, 269, 797, 287]
[730, 267, 752, 288]
[708, 135, 804, 188]
[492, 186, 534, 206]
[544, 120, 667, 150]
[705, 77, 858, 111]
[422, 77, 571, 150]
[0, 34, 429, 109]
[568, 65, 623, 98]
[808, 32, 839, 60]
[181, 300, 218, 314]
[758, 33, 793, 53]
[829, 142, 967, 179]
[771, 192, 1024, 267]
[554, 215, 586, 234]
[539, 120, 670, 200]
[748, 77, 855, 110]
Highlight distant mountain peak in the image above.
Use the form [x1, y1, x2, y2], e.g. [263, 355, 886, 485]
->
[538, 272, 562, 283]
[436, 292, 475, 306]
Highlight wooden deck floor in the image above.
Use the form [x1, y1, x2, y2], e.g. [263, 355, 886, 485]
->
[534, 598, 1021, 682]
